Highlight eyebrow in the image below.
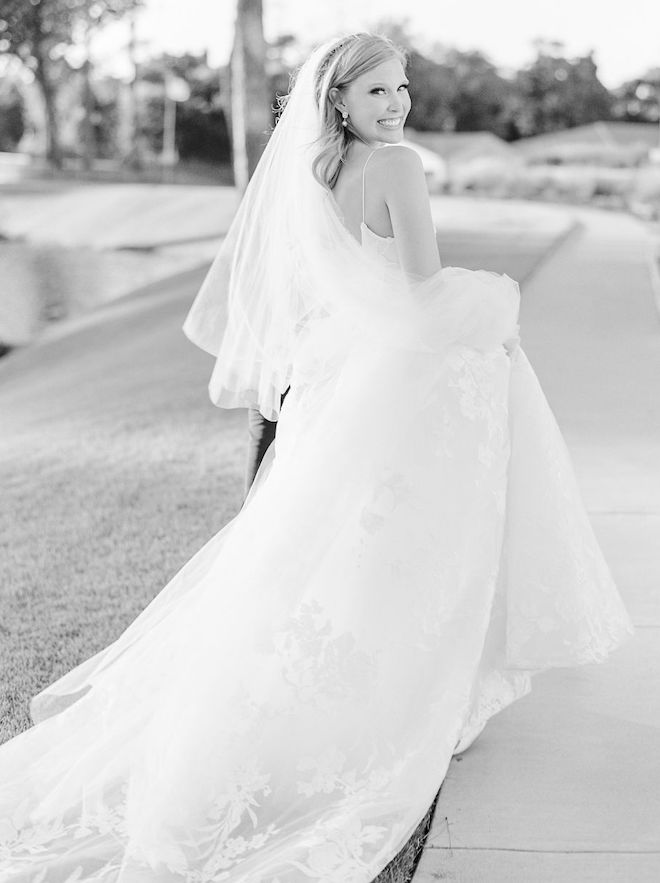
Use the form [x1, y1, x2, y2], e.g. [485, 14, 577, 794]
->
[367, 80, 410, 87]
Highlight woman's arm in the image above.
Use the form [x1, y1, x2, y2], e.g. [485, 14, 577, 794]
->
[376, 145, 442, 280]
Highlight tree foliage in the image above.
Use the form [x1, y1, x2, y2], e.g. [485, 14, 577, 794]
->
[432, 48, 517, 138]
[0, 0, 141, 64]
[138, 52, 231, 164]
[612, 68, 660, 123]
[512, 41, 614, 136]
[0, 0, 141, 165]
[371, 24, 616, 140]
[0, 81, 24, 150]
[0, 10, 654, 170]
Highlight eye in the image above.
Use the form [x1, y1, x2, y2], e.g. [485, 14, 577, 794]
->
[370, 84, 410, 95]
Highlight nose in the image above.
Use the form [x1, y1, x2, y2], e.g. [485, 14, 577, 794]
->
[387, 94, 403, 113]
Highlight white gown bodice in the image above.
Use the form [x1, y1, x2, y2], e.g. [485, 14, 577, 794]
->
[359, 221, 399, 265]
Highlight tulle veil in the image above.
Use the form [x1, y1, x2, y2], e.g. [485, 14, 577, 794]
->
[181, 36, 520, 420]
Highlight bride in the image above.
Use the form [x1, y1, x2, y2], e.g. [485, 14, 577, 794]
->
[0, 32, 634, 883]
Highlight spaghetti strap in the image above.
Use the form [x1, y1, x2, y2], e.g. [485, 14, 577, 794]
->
[361, 149, 379, 225]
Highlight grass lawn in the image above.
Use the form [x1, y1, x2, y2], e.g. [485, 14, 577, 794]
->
[0, 267, 246, 740]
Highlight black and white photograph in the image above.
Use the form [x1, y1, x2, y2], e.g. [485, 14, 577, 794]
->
[0, 0, 658, 880]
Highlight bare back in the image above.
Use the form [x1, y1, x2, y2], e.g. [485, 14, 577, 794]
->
[330, 147, 394, 243]
[332, 144, 441, 278]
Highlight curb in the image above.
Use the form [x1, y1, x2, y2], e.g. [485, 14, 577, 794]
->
[116, 232, 224, 252]
[644, 235, 660, 323]
[520, 216, 583, 286]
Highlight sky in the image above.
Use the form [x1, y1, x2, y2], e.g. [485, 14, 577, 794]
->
[92, 0, 660, 89]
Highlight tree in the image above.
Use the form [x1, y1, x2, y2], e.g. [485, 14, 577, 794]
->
[267, 32, 298, 105]
[372, 20, 516, 136]
[138, 52, 232, 166]
[0, 79, 25, 150]
[173, 56, 231, 165]
[443, 49, 517, 138]
[0, 0, 141, 167]
[405, 49, 458, 131]
[612, 68, 660, 123]
[372, 18, 457, 131]
[230, 0, 272, 191]
[76, 1, 142, 169]
[513, 41, 614, 136]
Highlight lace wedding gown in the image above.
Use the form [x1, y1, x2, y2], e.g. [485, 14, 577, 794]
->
[0, 210, 633, 882]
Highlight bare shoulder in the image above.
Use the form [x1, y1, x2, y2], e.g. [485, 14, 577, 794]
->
[370, 145, 424, 183]
[371, 146, 440, 277]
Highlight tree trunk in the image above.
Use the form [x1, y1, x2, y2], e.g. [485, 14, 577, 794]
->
[230, 0, 270, 192]
[33, 52, 63, 169]
[81, 26, 95, 172]
[123, 10, 144, 170]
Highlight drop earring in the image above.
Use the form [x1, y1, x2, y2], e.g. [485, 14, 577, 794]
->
[341, 110, 349, 128]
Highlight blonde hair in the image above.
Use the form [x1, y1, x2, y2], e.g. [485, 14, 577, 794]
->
[285, 34, 408, 190]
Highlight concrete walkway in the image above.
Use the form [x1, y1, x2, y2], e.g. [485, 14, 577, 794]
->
[414, 207, 660, 882]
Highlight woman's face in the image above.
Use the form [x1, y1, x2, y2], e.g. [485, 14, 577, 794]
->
[337, 57, 411, 146]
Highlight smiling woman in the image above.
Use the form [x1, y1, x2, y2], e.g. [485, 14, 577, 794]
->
[331, 62, 411, 139]
[306, 34, 440, 279]
[309, 35, 409, 189]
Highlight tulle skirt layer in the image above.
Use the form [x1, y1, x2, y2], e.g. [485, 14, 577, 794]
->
[0, 309, 633, 881]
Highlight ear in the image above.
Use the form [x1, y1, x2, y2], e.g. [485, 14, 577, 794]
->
[328, 86, 345, 112]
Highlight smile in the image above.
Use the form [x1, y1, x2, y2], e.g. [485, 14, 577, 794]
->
[377, 118, 402, 129]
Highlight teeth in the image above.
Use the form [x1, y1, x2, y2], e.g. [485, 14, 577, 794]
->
[378, 118, 401, 128]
